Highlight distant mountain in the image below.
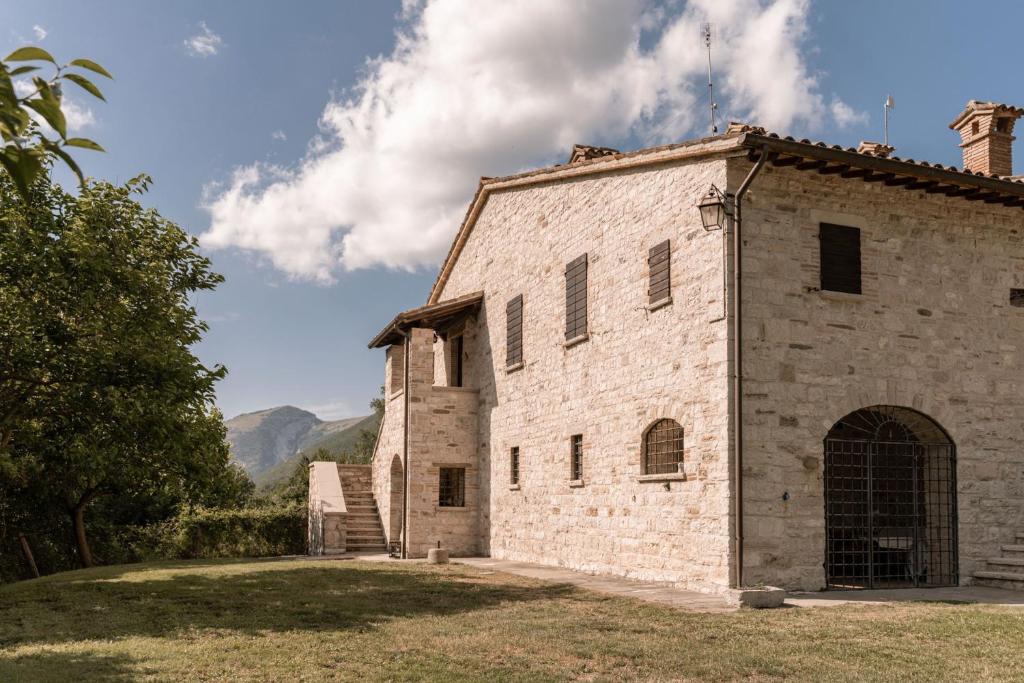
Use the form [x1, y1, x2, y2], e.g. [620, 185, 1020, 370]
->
[253, 412, 382, 490]
[224, 406, 370, 481]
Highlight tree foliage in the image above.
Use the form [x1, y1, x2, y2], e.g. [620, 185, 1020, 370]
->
[0, 170, 241, 571]
[0, 46, 111, 197]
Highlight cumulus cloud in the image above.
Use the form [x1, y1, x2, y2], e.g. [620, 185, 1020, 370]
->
[32, 25, 47, 41]
[184, 21, 222, 57]
[203, 0, 846, 282]
[14, 80, 95, 133]
[830, 96, 869, 129]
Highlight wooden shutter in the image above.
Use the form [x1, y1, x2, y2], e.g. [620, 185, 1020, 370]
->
[648, 239, 671, 304]
[565, 254, 588, 340]
[819, 223, 862, 294]
[506, 294, 523, 366]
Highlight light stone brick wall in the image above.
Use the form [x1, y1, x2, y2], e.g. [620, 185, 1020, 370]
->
[732, 157, 1024, 590]
[434, 156, 735, 591]
[372, 344, 407, 549]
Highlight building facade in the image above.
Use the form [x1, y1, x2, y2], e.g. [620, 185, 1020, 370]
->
[312, 101, 1024, 593]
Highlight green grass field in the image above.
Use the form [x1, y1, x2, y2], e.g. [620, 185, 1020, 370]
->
[1, 558, 1022, 682]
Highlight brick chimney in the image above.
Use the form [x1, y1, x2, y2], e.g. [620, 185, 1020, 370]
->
[857, 141, 895, 158]
[949, 101, 1024, 177]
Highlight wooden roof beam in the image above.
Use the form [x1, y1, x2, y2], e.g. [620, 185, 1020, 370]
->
[925, 184, 960, 194]
[863, 173, 895, 183]
[965, 192, 1001, 202]
[906, 180, 939, 191]
[840, 168, 872, 179]
[818, 164, 850, 175]
[795, 159, 829, 171]
[884, 176, 916, 187]
[772, 155, 802, 167]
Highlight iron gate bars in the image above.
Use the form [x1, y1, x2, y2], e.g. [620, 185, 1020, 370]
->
[824, 438, 957, 590]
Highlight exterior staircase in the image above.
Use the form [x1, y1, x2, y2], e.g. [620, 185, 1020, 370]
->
[337, 464, 387, 552]
[973, 532, 1024, 590]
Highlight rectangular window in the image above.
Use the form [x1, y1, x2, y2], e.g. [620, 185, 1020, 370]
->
[389, 345, 404, 395]
[450, 335, 464, 387]
[819, 223, 862, 294]
[438, 467, 465, 507]
[510, 446, 520, 485]
[648, 239, 671, 304]
[570, 434, 583, 480]
[565, 253, 588, 340]
[1011, 289, 1024, 308]
[506, 294, 523, 367]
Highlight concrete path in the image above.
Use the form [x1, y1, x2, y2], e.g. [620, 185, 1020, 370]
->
[454, 557, 734, 613]
[787, 585, 1024, 608]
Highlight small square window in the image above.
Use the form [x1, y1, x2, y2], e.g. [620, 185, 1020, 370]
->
[570, 435, 583, 480]
[439, 467, 465, 507]
[510, 447, 520, 485]
[819, 223, 862, 295]
[1011, 289, 1024, 308]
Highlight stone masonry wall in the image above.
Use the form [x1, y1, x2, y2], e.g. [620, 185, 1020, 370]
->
[372, 343, 407, 549]
[732, 157, 1024, 590]
[434, 155, 735, 591]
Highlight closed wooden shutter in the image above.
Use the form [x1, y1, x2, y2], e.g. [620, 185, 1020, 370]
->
[565, 254, 588, 340]
[819, 223, 862, 294]
[506, 294, 523, 366]
[648, 239, 671, 304]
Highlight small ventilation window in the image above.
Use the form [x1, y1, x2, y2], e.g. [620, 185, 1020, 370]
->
[570, 434, 583, 481]
[450, 334, 464, 387]
[1011, 289, 1024, 307]
[510, 446, 520, 486]
[819, 223, 862, 295]
[972, 121, 980, 135]
[439, 467, 465, 507]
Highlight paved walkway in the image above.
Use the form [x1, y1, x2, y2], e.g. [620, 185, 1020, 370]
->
[787, 585, 1024, 608]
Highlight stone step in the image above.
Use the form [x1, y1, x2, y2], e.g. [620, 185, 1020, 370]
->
[1001, 545, 1024, 555]
[987, 556, 1024, 567]
[347, 544, 386, 551]
[347, 535, 385, 543]
[347, 511, 380, 519]
[974, 570, 1024, 586]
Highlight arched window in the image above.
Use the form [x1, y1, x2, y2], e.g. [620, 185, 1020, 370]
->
[643, 419, 684, 474]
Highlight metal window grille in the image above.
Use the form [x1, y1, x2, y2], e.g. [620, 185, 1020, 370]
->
[570, 435, 583, 480]
[643, 419, 684, 474]
[506, 295, 523, 366]
[1011, 288, 1024, 308]
[648, 240, 671, 304]
[510, 446, 520, 485]
[450, 335, 464, 387]
[565, 254, 588, 340]
[438, 467, 465, 507]
[824, 407, 957, 590]
[819, 223, 862, 294]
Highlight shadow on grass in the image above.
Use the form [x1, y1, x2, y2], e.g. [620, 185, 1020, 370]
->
[0, 650, 138, 683]
[0, 558, 574, 649]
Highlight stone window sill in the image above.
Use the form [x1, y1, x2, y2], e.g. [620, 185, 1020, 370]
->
[815, 289, 863, 303]
[505, 361, 525, 374]
[568, 479, 585, 488]
[646, 296, 673, 312]
[563, 333, 590, 349]
[635, 472, 687, 483]
[435, 505, 470, 512]
[508, 484, 521, 491]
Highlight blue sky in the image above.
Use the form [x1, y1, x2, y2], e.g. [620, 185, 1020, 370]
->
[6, 1, 1022, 420]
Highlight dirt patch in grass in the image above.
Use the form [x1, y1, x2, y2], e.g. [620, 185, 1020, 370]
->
[1, 558, 1022, 681]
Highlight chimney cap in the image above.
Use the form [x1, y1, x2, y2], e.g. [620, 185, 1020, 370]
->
[857, 141, 895, 158]
[567, 144, 619, 164]
[949, 101, 1024, 130]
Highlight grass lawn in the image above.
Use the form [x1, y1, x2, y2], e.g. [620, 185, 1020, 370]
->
[1, 558, 1022, 682]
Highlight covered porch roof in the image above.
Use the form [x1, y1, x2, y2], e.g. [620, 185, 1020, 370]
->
[367, 291, 484, 348]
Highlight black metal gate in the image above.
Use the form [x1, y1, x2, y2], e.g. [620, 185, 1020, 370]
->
[824, 409, 958, 590]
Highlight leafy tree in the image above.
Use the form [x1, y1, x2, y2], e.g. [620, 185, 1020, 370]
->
[0, 46, 110, 197]
[0, 171, 230, 567]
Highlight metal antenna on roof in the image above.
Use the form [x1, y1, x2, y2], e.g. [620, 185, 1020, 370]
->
[703, 23, 718, 134]
[884, 94, 895, 146]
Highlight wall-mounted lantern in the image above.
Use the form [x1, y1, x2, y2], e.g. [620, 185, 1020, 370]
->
[698, 185, 734, 231]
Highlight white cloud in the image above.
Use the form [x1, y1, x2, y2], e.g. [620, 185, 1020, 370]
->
[32, 24, 47, 41]
[203, 0, 848, 281]
[830, 96, 869, 129]
[271, 129, 287, 142]
[184, 21, 222, 58]
[301, 400, 356, 421]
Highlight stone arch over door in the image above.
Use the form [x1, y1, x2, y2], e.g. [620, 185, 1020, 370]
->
[824, 405, 957, 590]
[389, 454, 405, 546]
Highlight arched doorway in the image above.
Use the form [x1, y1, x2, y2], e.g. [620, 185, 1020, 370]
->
[824, 406, 957, 589]
[389, 455, 405, 548]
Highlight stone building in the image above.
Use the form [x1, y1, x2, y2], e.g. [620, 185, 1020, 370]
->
[310, 101, 1024, 593]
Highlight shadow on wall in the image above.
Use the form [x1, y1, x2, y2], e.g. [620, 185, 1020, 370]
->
[0, 558, 573, 654]
[471, 303, 499, 557]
